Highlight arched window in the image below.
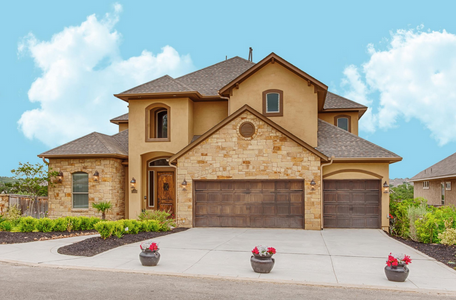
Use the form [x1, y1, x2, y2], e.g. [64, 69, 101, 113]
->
[72, 172, 88, 208]
[262, 89, 283, 117]
[146, 103, 170, 142]
[334, 115, 351, 132]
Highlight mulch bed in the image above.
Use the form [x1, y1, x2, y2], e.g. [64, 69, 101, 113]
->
[389, 234, 456, 270]
[0, 230, 98, 244]
[57, 228, 188, 257]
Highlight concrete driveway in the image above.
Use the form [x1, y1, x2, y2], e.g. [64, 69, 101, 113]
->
[1, 228, 455, 292]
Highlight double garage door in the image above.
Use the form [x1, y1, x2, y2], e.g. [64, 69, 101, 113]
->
[323, 180, 381, 229]
[194, 180, 304, 228]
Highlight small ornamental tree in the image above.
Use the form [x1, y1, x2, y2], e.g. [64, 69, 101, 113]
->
[92, 201, 112, 220]
[9, 162, 59, 216]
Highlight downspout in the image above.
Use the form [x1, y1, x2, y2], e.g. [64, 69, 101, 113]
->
[320, 155, 334, 230]
[166, 159, 179, 227]
[42, 157, 49, 165]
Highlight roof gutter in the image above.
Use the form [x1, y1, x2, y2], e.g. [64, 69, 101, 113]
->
[409, 174, 456, 182]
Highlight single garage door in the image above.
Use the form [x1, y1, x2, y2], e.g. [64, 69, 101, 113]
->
[194, 180, 304, 228]
[323, 180, 381, 228]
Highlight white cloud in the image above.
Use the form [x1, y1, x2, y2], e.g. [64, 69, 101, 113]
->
[341, 27, 456, 145]
[18, 4, 194, 147]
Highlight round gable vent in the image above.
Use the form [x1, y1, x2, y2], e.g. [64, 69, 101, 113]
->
[239, 122, 256, 138]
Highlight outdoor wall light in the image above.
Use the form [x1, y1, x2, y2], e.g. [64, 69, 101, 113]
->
[130, 178, 137, 193]
[57, 171, 63, 183]
[181, 178, 188, 191]
[383, 181, 389, 194]
[93, 171, 100, 182]
[310, 179, 316, 191]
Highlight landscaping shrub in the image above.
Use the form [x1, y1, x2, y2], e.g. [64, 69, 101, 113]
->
[65, 216, 82, 231]
[36, 218, 55, 233]
[92, 201, 112, 220]
[438, 227, 456, 246]
[94, 219, 163, 238]
[138, 210, 175, 230]
[19, 216, 38, 232]
[0, 220, 12, 232]
[407, 203, 428, 241]
[389, 198, 429, 237]
[121, 219, 140, 234]
[143, 220, 161, 232]
[94, 221, 115, 239]
[113, 221, 124, 238]
[415, 207, 456, 243]
[3, 205, 22, 227]
[53, 217, 68, 232]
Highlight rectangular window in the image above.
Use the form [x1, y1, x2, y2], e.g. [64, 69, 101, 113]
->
[266, 93, 280, 113]
[422, 181, 429, 189]
[73, 172, 88, 208]
[148, 170, 155, 207]
[337, 118, 349, 131]
[446, 181, 452, 191]
[441, 182, 445, 205]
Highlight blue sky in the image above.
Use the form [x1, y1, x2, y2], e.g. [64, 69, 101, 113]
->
[1, 0, 456, 179]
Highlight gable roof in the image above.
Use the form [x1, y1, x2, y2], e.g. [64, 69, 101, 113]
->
[114, 57, 255, 101]
[323, 92, 368, 117]
[110, 113, 129, 124]
[218, 53, 328, 111]
[410, 153, 456, 181]
[38, 130, 129, 159]
[316, 119, 401, 162]
[169, 105, 329, 163]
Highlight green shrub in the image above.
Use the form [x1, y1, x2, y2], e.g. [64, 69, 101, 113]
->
[94, 221, 115, 239]
[112, 221, 124, 238]
[88, 217, 101, 230]
[390, 198, 429, 237]
[19, 216, 38, 232]
[66, 216, 83, 231]
[143, 220, 161, 232]
[415, 207, 456, 243]
[0, 221, 12, 232]
[36, 218, 54, 233]
[438, 228, 456, 246]
[53, 217, 68, 232]
[407, 203, 428, 241]
[138, 210, 175, 231]
[3, 205, 22, 226]
[121, 219, 140, 234]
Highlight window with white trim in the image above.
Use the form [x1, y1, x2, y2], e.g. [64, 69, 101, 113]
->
[422, 181, 429, 189]
[446, 181, 452, 191]
[73, 172, 88, 208]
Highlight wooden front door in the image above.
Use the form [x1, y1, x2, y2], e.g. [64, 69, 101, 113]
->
[157, 172, 174, 214]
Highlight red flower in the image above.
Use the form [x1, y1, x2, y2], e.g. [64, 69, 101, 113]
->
[389, 214, 394, 219]
[252, 247, 259, 255]
[267, 247, 276, 254]
[403, 255, 412, 265]
[149, 243, 158, 251]
[392, 261, 398, 266]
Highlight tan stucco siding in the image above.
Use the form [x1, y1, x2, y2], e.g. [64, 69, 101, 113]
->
[48, 158, 125, 220]
[318, 112, 359, 136]
[228, 63, 319, 147]
[193, 101, 228, 135]
[118, 123, 128, 132]
[176, 110, 322, 230]
[127, 98, 193, 219]
[414, 179, 456, 206]
[323, 162, 390, 230]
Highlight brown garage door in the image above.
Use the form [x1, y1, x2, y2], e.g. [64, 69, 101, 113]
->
[194, 180, 304, 228]
[323, 180, 381, 228]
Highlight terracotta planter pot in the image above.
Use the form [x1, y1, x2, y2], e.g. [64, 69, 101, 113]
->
[384, 264, 410, 282]
[139, 249, 160, 266]
[250, 254, 275, 273]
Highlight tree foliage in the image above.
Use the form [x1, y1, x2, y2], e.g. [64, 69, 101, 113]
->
[6, 162, 58, 198]
[389, 182, 414, 202]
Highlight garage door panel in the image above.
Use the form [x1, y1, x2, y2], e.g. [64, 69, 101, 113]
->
[324, 180, 380, 229]
[194, 180, 304, 228]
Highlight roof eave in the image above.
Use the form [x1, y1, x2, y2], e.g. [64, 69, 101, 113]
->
[410, 174, 456, 182]
[114, 91, 224, 102]
[321, 107, 368, 119]
[332, 157, 403, 164]
[37, 153, 128, 159]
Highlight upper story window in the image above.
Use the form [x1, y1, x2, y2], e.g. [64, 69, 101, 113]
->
[423, 181, 429, 189]
[334, 115, 351, 132]
[73, 172, 88, 209]
[146, 103, 170, 142]
[446, 181, 452, 191]
[262, 89, 283, 117]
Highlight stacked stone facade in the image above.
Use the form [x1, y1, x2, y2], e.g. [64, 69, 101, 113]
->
[48, 158, 125, 220]
[176, 111, 322, 230]
[0, 194, 8, 214]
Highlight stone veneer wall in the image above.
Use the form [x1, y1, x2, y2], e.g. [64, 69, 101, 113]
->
[0, 194, 8, 214]
[176, 111, 322, 230]
[48, 158, 125, 220]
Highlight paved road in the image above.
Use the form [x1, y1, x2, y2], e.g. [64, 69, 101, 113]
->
[0, 262, 453, 300]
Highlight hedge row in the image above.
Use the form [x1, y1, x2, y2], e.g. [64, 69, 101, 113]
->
[0, 216, 101, 233]
[94, 219, 166, 239]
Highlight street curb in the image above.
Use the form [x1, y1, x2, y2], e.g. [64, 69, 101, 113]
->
[1, 258, 455, 297]
[379, 230, 456, 275]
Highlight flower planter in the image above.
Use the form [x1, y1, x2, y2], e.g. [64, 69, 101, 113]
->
[384, 264, 409, 282]
[139, 248, 160, 266]
[250, 253, 275, 273]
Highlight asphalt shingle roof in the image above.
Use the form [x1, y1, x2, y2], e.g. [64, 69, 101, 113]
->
[39, 130, 128, 157]
[316, 119, 400, 159]
[411, 153, 456, 181]
[323, 92, 367, 110]
[110, 113, 129, 123]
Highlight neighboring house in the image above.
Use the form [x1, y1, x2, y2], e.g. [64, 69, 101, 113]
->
[411, 153, 456, 206]
[38, 53, 401, 230]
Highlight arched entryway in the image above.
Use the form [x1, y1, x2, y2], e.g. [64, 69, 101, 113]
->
[145, 157, 175, 215]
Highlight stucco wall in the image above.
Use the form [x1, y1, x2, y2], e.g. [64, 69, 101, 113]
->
[193, 101, 228, 135]
[48, 158, 125, 220]
[323, 162, 390, 230]
[118, 123, 128, 132]
[318, 112, 359, 136]
[414, 179, 456, 206]
[176, 110, 322, 230]
[228, 62, 319, 147]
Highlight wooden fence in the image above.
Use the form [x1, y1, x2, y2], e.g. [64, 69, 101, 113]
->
[1, 194, 48, 218]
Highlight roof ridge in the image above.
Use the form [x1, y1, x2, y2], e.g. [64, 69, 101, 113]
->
[176, 56, 255, 81]
[95, 132, 126, 155]
[317, 118, 400, 158]
[327, 91, 368, 108]
[39, 132, 101, 156]
[120, 75, 174, 94]
[110, 112, 129, 121]
[411, 151, 456, 179]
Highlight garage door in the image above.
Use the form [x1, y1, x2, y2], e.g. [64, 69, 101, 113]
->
[194, 180, 304, 228]
[323, 180, 381, 228]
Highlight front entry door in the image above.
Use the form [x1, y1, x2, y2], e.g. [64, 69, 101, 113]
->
[157, 172, 174, 215]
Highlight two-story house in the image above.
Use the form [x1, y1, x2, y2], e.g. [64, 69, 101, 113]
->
[38, 53, 401, 231]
